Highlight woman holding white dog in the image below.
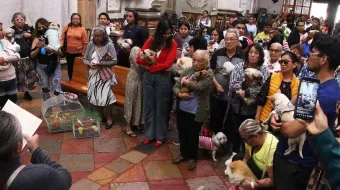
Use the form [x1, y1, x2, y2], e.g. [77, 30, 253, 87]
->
[231, 119, 278, 190]
[256, 51, 300, 128]
[172, 50, 214, 171]
[227, 43, 269, 154]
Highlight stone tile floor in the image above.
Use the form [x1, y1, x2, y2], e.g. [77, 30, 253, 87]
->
[17, 66, 233, 190]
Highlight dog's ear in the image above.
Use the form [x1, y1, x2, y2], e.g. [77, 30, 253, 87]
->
[212, 135, 220, 146]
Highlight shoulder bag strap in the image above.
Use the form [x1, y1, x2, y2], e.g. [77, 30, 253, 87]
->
[6, 165, 26, 190]
[261, 134, 274, 179]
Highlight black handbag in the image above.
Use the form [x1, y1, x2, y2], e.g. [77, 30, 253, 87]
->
[46, 60, 58, 74]
[61, 27, 69, 57]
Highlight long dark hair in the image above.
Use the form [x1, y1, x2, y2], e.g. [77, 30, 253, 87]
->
[213, 29, 224, 43]
[245, 43, 265, 66]
[128, 10, 139, 24]
[33, 18, 50, 38]
[68, 13, 82, 27]
[150, 19, 173, 51]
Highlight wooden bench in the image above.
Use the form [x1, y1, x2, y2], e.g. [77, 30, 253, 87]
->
[61, 57, 129, 106]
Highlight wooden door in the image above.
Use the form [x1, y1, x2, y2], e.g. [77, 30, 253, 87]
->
[77, 0, 96, 30]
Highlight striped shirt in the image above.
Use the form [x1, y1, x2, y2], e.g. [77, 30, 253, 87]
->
[199, 136, 217, 151]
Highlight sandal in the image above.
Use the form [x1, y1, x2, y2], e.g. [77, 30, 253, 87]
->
[187, 159, 196, 171]
[172, 155, 186, 165]
[125, 130, 137, 137]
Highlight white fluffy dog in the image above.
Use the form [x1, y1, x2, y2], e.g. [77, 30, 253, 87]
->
[173, 57, 193, 82]
[3, 28, 15, 43]
[0, 43, 20, 71]
[45, 22, 60, 51]
[199, 132, 227, 162]
[261, 93, 306, 158]
[117, 38, 133, 53]
[221, 61, 235, 76]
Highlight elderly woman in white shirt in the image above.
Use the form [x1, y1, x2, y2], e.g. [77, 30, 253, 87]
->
[264, 43, 282, 73]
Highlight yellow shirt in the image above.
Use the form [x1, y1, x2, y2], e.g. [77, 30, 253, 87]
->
[245, 133, 278, 170]
[254, 32, 270, 43]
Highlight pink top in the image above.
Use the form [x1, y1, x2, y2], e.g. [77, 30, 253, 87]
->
[199, 136, 217, 151]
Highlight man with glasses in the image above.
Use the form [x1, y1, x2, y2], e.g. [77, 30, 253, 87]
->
[254, 22, 271, 44]
[270, 35, 340, 190]
[209, 28, 245, 154]
[288, 20, 305, 47]
[265, 43, 282, 73]
[219, 19, 248, 50]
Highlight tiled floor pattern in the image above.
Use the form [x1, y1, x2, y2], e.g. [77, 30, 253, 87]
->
[18, 66, 233, 190]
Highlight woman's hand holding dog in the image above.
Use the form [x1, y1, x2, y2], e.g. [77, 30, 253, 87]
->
[181, 77, 190, 86]
[270, 114, 282, 131]
[240, 179, 259, 189]
[178, 92, 193, 100]
[299, 102, 328, 136]
[236, 90, 245, 99]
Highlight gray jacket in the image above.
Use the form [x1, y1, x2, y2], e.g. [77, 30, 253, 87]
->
[173, 67, 214, 122]
[83, 41, 117, 66]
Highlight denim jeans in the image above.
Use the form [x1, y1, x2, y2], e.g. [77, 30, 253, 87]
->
[143, 71, 172, 142]
[36, 63, 62, 93]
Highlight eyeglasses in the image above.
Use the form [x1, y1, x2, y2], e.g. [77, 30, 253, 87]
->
[15, 18, 24, 22]
[269, 49, 281, 53]
[225, 38, 238, 41]
[278, 59, 292, 65]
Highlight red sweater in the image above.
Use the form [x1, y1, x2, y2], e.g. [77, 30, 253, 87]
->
[136, 38, 177, 73]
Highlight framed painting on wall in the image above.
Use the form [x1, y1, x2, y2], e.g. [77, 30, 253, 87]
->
[107, 0, 121, 13]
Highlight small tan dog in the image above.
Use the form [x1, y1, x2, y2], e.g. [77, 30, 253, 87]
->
[180, 70, 208, 94]
[140, 49, 156, 65]
[241, 68, 263, 105]
[225, 160, 258, 187]
[261, 93, 306, 158]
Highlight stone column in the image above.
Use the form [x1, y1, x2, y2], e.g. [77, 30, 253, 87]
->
[69, 0, 77, 15]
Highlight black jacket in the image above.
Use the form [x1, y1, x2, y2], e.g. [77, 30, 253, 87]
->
[287, 30, 304, 47]
[0, 147, 72, 190]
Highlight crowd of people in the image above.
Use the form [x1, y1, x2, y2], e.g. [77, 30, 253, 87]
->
[0, 8, 340, 190]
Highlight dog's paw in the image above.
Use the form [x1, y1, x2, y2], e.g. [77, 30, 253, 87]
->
[213, 158, 217, 162]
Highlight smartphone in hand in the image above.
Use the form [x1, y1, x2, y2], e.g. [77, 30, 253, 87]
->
[294, 77, 320, 121]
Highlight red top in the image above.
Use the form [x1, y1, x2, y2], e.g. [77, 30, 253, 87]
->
[136, 38, 177, 73]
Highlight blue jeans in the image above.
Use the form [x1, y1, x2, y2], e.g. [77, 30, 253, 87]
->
[36, 63, 62, 93]
[143, 71, 172, 142]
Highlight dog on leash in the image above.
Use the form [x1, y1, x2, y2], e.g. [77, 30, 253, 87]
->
[261, 93, 306, 158]
[199, 132, 227, 162]
[225, 160, 258, 187]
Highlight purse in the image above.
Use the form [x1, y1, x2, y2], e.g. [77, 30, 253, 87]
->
[46, 60, 58, 74]
[61, 27, 69, 57]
